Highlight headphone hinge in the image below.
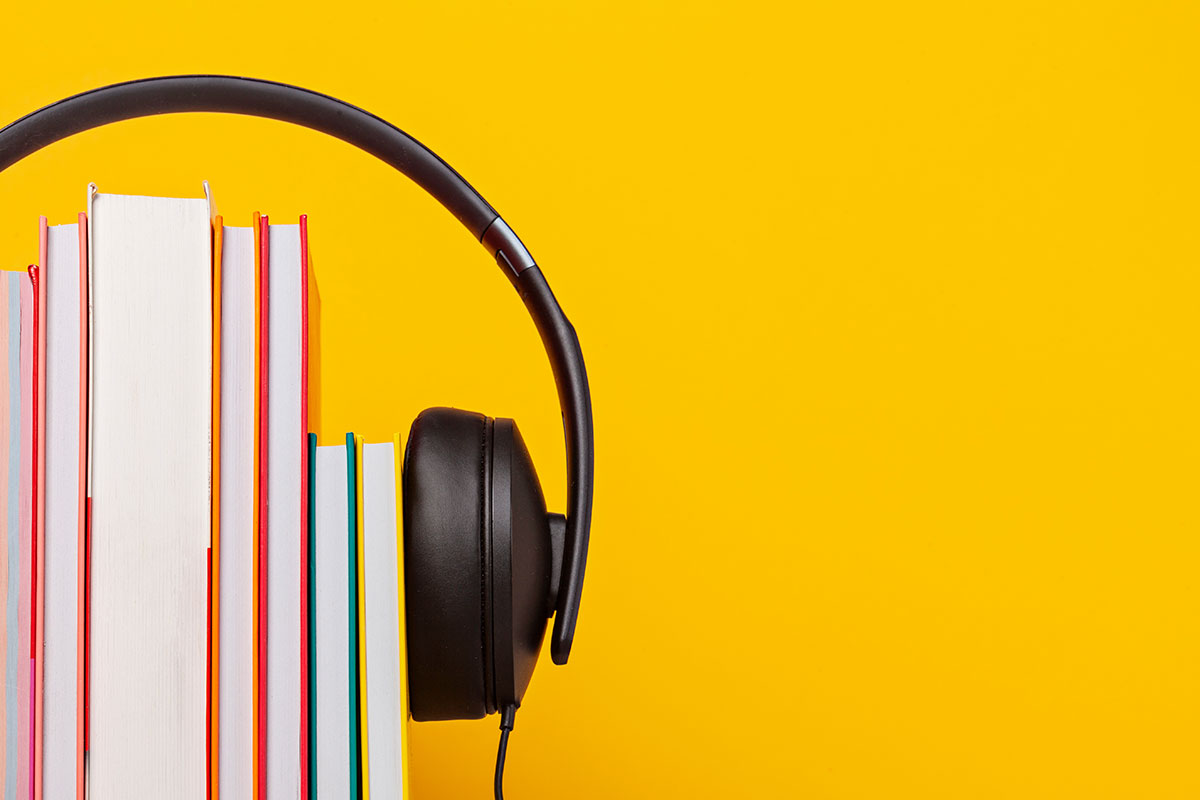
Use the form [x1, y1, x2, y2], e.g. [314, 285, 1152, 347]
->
[481, 217, 536, 282]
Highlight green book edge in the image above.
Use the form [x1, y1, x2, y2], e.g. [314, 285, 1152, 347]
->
[346, 432, 362, 800]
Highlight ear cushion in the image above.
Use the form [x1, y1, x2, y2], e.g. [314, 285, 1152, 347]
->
[403, 407, 494, 721]
[403, 407, 555, 722]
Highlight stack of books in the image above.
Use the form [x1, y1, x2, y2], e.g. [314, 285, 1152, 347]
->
[0, 185, 409, 800]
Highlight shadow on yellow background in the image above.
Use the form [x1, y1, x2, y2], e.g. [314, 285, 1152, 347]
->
[2, 1, 1198, 797]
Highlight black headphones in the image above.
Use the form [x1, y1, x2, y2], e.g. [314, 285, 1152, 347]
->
[0, 76, 594, 727]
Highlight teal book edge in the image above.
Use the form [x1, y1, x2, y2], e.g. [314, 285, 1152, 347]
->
[306, 433, 318, 800]
[346, 432, 361, 800]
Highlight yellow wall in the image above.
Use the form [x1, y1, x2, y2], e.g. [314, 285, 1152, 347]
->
[2, 2, 1198, 796]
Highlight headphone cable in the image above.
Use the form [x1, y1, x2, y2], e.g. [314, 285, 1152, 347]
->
[494, 704, 518, 800]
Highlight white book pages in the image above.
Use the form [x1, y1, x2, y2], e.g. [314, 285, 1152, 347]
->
[362, 442, 403, 799]
[87, 191, 210, 799]
[43, 222, 82, 800]
[219, 226, 255, 800]
[314, 444, 350, 800]
[266, 223, 304, 800]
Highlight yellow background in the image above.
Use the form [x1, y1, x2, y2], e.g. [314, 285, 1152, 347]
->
[2, 1, 1198, 796]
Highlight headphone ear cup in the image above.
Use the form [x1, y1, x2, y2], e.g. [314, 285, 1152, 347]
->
[402, 407, 494, 721]
[402, 407, 555, 723]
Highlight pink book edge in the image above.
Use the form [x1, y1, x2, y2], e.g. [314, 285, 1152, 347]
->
[17, 272, 32, 800]
[298, 215, 309, 800]
[32, 222, 46, 800]
[75, 213, 86, 800]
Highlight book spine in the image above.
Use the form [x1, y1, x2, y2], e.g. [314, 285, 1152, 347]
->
[32, 223, 46, 800]
[0, 274, 14, 798]
[209, 217, 223, 800]
[304, 433, 316, 800]
[354, 435, 368, 800]
[299, 217, 311, 800]
[29, 260, 44, 800]
[253, 214, 270, 800]
[345, 433, 359, 800]
[393, 433, 411, 799]
[18, 270, 33, 800]
[75, 212, 87, 800]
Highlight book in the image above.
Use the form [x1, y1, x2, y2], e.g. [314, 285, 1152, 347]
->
[0, 269, 33, 800]
[392, 433, 411, 798]
[260, 217, 310, 800]
[253, 213, 266, 800]
[32, 243, 46, 800]
[217, 222, 256, 800]
[352, 436, 367, 796]
[18, 270, 34, 800]
[312, 437, 352, 800]
[346, 433, 361, 800]
[40, 218, 87, 800]
[0, 184, 415, 799]
[359, 440, 406, 799]
[85, 187, 211, 799]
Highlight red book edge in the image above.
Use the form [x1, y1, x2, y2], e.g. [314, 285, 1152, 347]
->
[29, 258, 41, 800]
[75, 213, 87, 800]
[32, 217, 47, 800]
[209, 216, 223, 800]
[255, 214, 270, 800]
[298, 215, 310, 800]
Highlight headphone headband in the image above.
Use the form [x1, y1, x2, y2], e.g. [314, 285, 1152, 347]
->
[0, 75, 592, 664]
